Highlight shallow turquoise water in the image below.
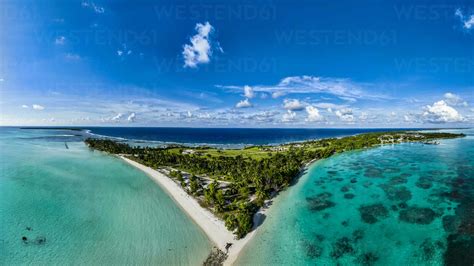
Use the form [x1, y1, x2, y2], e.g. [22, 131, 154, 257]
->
[0, 128, 211, 265]
[237, 129, 474, 265]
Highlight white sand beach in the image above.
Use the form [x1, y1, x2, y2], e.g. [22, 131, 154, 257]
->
[120, 156, 268, 265]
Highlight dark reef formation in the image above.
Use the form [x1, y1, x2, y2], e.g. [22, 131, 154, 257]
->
[355, 252, 379, 266]
[359, 204, 389, 224]
[344, 193, 355, 199]
[306, 192, 335, 212]
[305, 242, 323, 259]
[330, 237, 354, 259]
[415, 177, 433, 189]
[379, 184, 412, 202]
[399, 206, 437, 225]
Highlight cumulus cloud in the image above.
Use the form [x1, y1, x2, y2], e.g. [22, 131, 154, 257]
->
[282, 110, 297, 122]
[423, 100, 464, 123]
[183, 22, 221, 68]
[127, 112, 136, 122]
[111, 113, 124, 121]
[21, 105, 29, 108]
[283, 99, 305, 111]
[81, 1, 105, 13]
[235, 98, 252, 108]
[335, 108, 354, 122]
[444, 92, 468, 106]
[55, 36, 66, 45]
[305, 106, 324, 122]
[455, 8, 474, 30]
[32, 104, 45, 110]
[244, 85, 255, 98]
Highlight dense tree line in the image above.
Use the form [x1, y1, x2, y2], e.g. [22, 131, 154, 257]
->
[85, 131, 463, 238]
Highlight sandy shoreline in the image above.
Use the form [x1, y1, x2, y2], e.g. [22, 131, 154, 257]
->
[120, 156, 267, 265]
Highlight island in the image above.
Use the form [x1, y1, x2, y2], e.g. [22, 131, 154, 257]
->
[84, 131, 464, 265]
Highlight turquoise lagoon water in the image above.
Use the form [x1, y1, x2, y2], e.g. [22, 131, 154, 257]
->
[237, 129, 474, 265]
[0, 128, 211, 265]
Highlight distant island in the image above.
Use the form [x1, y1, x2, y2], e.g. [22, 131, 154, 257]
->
[85, 131, 464, 265]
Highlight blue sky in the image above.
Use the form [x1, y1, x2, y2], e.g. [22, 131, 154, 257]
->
[0, 0, 473, 127]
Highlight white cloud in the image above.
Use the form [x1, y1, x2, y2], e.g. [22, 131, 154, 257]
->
[272, 91, 286, 98]
[244, 111, 278, 122]
[312, 102, 347, 110]
[183, 22, 221, 68]
[117, 44, 132, 58]
[197, 112, 211, 119]
[111, 113, 124, 121]
[283, 99, 305, 111]
[235, 98, 252, 108]
[81, 1, 105, 13]
[21, 105, 29, 108]
[127, 112, 136, 122]
[404, 114, 417, 123]
[276, 76, 366, 99]
[282, 110, 297, 122]
[219, 75, 387, 100]
[423, 100, 464, 123]
[335, 108, 354, 122]
[32, 104, 45, 110]
[55, 36, 66, 45]
[0, 78, 4, 82]
[339, 96, 357, 103]
[64, 53, 81, 61]
[444, 92, 468, 106]
[244, 85, 255, 98]
[455, 8, 474, 30]
[305, 106, 324, 122]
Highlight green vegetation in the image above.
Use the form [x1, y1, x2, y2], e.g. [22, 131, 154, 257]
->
[85, 131, 463, 238]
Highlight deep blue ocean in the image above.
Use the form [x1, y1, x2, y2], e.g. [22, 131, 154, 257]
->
[83, 127, 421, 147]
